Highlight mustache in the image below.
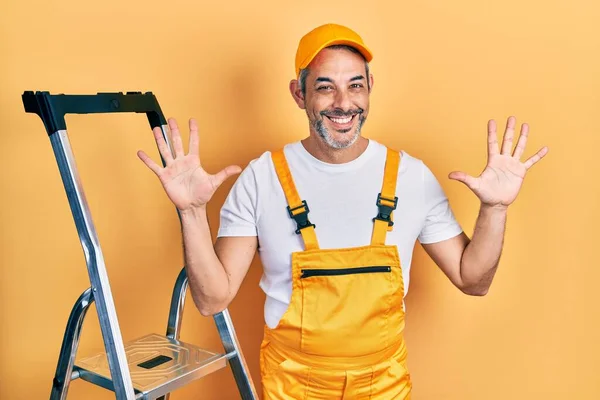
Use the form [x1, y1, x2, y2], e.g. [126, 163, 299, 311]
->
[320, 108, 364, 118]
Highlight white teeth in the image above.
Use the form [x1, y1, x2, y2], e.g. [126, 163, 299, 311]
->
[330, 116, 352, 124]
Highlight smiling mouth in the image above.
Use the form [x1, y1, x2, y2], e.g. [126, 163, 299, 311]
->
[327, 115, 354, 124]
[325, 114, 357, 128]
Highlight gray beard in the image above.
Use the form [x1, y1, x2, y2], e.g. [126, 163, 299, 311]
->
[313, 115, 366, 149]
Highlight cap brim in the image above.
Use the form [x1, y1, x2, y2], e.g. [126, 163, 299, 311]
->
[297, 38, 374, 76]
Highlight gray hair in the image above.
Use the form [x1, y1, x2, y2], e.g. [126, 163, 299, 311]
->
[298, 44, 370, 97]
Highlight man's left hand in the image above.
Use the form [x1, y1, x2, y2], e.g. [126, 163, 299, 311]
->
[448, 116, 549, 209]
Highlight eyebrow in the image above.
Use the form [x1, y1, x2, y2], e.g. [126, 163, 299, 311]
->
[315, 77, 333, 83]
[315, 75, 365, 84]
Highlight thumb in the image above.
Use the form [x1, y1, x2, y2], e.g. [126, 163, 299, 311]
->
[212, 165, 242, 188]
[448, 171, 477, 189]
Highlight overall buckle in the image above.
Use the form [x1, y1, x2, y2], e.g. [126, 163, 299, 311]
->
[287, 200, 316, 234]
[373, 193, 398, 227]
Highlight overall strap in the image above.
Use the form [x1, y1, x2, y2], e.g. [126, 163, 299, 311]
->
[271, 149, 320, 251]
[371, 148, 400, 246]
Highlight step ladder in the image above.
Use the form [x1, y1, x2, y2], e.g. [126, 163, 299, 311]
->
[22, 91, 259, 400]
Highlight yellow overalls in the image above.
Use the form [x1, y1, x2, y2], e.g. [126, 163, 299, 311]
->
[259, 147, 412, 399]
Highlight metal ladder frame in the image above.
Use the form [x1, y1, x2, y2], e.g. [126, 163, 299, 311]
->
[21, 91, 258, 400]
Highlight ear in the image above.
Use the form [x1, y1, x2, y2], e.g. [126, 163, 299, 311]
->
[368, 73, 374, 94]
[289, 79, 306, 109]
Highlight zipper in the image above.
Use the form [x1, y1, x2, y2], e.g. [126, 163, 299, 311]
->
[300, 266, 391, 279]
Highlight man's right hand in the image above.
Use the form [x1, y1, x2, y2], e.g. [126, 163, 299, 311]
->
[137, 118, 242, 211]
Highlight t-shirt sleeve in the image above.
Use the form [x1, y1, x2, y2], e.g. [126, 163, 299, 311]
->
[417, 161, 464, 244]
[217, 163, 258, 237]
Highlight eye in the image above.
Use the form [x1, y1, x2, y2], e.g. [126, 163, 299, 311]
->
[317, 85, 333, 91]
[350, 83, 364, 89]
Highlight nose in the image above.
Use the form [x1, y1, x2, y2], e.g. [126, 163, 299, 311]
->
[332, 87, 352, 112]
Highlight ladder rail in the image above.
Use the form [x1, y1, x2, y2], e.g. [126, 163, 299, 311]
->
[159, 267, 188, 400]
[50, 288, 94, 400]
[49, 130, 137, 399]
[215, 310, 259, 399]
[165, 267, 188, 340]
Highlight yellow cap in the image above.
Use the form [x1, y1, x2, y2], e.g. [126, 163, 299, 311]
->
[294, 23, 373, 77]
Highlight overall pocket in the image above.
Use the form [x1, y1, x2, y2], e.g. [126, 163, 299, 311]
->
[368, 358, 412, 400]
[300, 264, 394, 356]
[261, 356, 312, 399]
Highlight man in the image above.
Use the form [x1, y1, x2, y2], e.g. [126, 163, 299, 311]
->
[138, 23, 548, 399]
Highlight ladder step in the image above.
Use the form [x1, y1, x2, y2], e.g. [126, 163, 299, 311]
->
[75, 333, 228, 399]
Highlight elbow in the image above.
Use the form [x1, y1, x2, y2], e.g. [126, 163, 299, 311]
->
[458, 275, 490, 296]
[458, 262, 496, 297]
[186, 285, 228, 317]
[198, 303, 227, 317]
[187, 277, 232, 317]
[469, 288, 489, 297]
[195, 297, 231, 317]
[461, 285, 489, 297]
[198, 303, 215, 317]
[199, 307, 221, 317]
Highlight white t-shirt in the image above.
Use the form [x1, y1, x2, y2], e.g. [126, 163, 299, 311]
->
[217, 139, 463, 329]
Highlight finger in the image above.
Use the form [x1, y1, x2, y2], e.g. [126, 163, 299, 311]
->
[523, 146, 549, 170]
[152, 126, 174, 165]
[137, 150, 162, 175]
[212, 165, 242, 188]
[168, 118, 185, 158]
[487, 119, 499, 158]
[501, 116, 516, 155]
[448, 171, 478, 190]
[512, 123, 529, 160]
[189, 118, 200, 157]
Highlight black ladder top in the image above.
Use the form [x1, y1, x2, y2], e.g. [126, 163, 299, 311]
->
[22, 91, 167, 135]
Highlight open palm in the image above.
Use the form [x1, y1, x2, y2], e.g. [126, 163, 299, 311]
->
[137, 118, 241, 211]
[449, 116, 548, 208]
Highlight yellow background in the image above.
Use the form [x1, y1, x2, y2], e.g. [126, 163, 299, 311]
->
[1, 0, 598, 399]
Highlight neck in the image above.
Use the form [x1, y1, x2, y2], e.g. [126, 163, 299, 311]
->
[301, 134, 369, 164]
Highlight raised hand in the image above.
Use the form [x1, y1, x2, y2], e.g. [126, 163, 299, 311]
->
[137, 118, 241, 211]
[448, 116, 548, 209]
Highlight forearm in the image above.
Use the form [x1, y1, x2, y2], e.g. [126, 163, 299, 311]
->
[460, 203, 507, 295]
[180, 206, 230, 315]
